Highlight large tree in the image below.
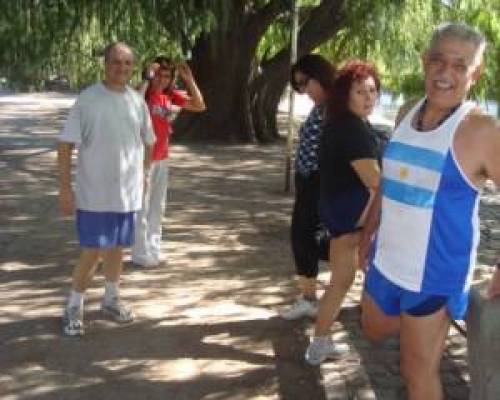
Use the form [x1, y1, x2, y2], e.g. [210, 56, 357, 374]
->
[1, 0, 498, 139]
[173, 0, 349, 143]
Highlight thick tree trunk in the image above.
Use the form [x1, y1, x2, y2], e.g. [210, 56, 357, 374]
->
[249, 0, 346, 142]
[174, 33, 257, 142]
[174, 0, 287, 142]
[174, 0, 346, 143]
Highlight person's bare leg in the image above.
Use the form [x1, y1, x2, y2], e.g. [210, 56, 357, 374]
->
[361, 291, 400, 342]
[298, 276, 317, 299]
[62, 248, 101, 336]
[400, 308, 451, 400]
[101, 247, 134, 322]
[314, 233, 358, 336]
[102, 247, 123, 283]
[72, 248, 101, 292]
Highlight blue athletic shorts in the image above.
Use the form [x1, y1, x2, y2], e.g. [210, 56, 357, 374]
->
[76, 210, 136, 248]
[364, 265, 469, 320]
[319, 186, 369, 238]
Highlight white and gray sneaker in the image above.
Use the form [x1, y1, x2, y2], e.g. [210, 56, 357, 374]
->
[131, 255, 159, 268]
[62, 306, 84, 337]
[280, 298, 318, 320]
[101, 297, 135, 323]
[305, 336, 349, 365]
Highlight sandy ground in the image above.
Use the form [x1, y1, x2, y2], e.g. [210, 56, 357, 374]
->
[1, 92, 498, 399]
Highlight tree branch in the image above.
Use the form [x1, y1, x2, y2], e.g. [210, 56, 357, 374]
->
[260, 0, 347, 72]
[245, 0, 289, 43]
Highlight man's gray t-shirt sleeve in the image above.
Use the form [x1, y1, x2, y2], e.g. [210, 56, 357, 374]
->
[59, 98, 82, 144]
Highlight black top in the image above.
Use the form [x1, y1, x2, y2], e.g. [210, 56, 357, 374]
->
[319, 111, 378, 199]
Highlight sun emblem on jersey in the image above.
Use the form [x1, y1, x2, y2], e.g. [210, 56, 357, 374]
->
[399, 166, 409, 179]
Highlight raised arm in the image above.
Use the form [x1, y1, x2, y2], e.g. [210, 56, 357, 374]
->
[176, 63, 206, 112]
[136, 63, 159, 97]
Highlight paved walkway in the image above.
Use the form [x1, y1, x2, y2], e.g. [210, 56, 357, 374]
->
[0, 93, 498, 399]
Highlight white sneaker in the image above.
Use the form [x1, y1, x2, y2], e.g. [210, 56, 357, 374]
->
[62, 306, 84, 337]
[101, 297, 135, 323]
[280, 298, 318, 320]
[131, 255, 159, 268]
[305, 336, 349, 365]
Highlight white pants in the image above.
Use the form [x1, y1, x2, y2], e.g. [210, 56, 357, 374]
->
[132, 159, 169, 264]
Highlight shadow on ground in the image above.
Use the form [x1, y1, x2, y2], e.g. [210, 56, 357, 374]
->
[0, 93, 480, 399]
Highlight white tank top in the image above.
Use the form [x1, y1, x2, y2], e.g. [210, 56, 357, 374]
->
[371, 98, 479, 294]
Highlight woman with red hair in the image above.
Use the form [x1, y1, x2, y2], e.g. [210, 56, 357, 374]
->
[305, 60, 382, 365]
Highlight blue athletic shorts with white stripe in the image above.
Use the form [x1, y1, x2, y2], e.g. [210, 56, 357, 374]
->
[76, 210, 136, 248]
[364, 265, 469, 320]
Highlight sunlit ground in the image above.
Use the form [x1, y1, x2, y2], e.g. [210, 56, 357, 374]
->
[1, 92, 494, 399]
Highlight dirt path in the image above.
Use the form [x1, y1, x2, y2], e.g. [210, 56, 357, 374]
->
[2, 92, 496, 399]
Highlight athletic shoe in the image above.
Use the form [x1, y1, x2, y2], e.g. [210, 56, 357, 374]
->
[62, 306, 84, 337]
[131, 256, 159, 268]
[101, 298, 135, 323]
[280, 298, 318, 320]
[305, 336, 350, 365]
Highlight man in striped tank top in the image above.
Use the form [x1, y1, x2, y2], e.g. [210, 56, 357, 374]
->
[359, 23, 500, 400]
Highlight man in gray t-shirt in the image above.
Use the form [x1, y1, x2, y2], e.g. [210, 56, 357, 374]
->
[57, 42, 155, 336]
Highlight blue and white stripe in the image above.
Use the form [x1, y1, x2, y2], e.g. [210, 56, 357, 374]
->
[372, 99, 479, 294]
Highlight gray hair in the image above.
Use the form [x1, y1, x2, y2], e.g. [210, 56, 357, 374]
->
[430, 22, 486, 61]
[103, 42, 135, 63]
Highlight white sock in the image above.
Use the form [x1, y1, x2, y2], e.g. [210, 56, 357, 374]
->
[103, 280, 119, 304]
[67, 290, 84, 310]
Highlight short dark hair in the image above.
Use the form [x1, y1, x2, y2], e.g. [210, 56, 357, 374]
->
[144, 55, 178, 99]
[290, 54, 336, 96]
[103, 42, 134, 63]
[328, 59, 380, 119]
[154, 56, 177, 92]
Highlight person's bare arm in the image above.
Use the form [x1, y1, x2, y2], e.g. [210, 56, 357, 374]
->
[351, 159, 381, 270]
[358, 188, 382, 270]
[481, 116, 500, 187]
[144, 143, 153, 171]
[136, 81, 150, 97]
[176, 63, 206, 112]
[136, 63, 159, 96]
[351, 159, 380, 191]
[57, 142, 75, 216]
[480, 116, 500, 298]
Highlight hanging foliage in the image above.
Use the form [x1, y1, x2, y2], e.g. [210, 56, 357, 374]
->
[0, 0, 497, 138]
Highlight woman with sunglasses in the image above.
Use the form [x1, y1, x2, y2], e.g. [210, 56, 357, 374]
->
[132, 57, 205, 268]
[281, 54, 336, 320]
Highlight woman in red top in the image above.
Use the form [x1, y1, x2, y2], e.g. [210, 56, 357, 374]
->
[132, 56, 206, 267]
